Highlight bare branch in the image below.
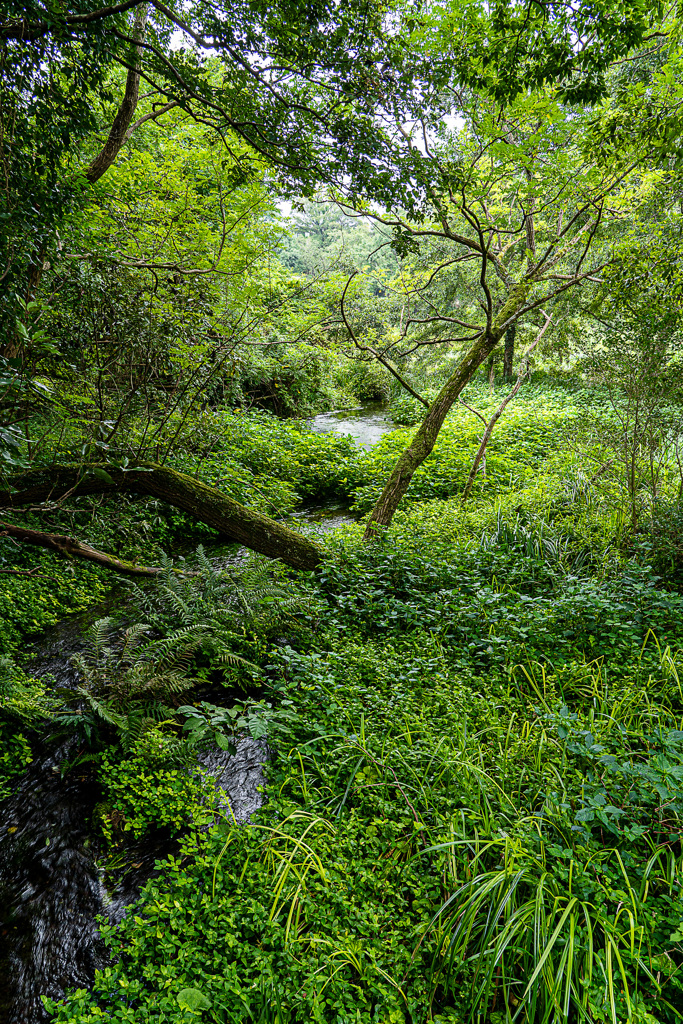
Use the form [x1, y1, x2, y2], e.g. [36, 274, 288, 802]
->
[461, 314, 551, 501]
[0, 521, 161, 575]
[124, 99, 179, 139]
[340, 274, 429, 408]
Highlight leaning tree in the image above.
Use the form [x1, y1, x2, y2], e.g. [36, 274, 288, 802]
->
[333, 0, 681, 535]
[0, 0, 672, 571]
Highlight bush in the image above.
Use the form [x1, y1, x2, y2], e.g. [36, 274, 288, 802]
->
[643, 498, 683, 585]
[49, 540, 683, 1023]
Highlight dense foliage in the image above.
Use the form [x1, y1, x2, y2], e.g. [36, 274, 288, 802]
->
[2, 1, 683, 1021]
[0, 375, 677, 1023]
[44, 512, 683, 1022]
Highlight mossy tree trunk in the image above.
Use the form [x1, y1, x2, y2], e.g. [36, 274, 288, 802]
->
[1, 462, 325, 572]
[363, 285, 531, 539]
[503, 324, 516, 382]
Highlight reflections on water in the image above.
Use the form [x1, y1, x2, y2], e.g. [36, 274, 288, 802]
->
[308, 400, 393, 450]
[0, 742, 104, 1024]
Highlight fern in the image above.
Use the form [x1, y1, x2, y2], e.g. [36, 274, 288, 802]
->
[60, 617, 202, 758]
[58, 545, 296, 763]
[75, 687, 128, 731]
[132, 545, 301, 635]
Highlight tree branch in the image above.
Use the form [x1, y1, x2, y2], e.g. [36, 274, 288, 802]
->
[1, 0, 144, 41]
[340, 274, 430, 408]
[124, 99, 179, 140]
[0, 522, 161, 576]
[85, 4, 149, 184]
[0, 462, 325, 570]
[461, 314, 551, 502]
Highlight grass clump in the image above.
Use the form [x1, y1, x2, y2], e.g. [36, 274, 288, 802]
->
[19, 377, 683, 1022]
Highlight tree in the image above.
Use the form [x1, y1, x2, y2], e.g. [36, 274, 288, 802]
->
[0, 4, 152, 329]
[0, 0, 675, 571]
[0, 0, 396, 325]
[502, 325, 516, 382]
[332, 89, 636, 534]
[0, 463, 325, 570]
[329, 0, 681, 536]
[282, 201, 398, 282]
[2, 0, 659, 321]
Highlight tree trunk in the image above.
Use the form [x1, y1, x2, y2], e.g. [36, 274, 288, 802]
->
[5, 4, 150, 334]
[0, 462, 325, 571]
[503, 324, 516, 382]
[0, 522, 163, 576]
[85, 4, 149, 184]
[363, 284, 531, 538]
[487, 354, 495, 393]
[363, 332, 498, 537]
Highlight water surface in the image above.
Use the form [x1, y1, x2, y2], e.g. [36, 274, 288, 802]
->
[308, 401, 393, 449]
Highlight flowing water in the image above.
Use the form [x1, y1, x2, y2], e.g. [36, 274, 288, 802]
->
[308, 400, 393, 450]
[0, 402, 393, 1023]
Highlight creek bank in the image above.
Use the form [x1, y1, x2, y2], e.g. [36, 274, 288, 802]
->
[0, 733, 268, 1024]
[0, 402, 394, 1022]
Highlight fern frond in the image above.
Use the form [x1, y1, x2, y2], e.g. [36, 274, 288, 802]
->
[59, 750, 102, 776]
[120, 622, 151, 660]
[157, 584, 192, 619]
[136, 670, 195, 698]
[196, 544, 214, 576]
[212, 642, 260, 672]
[88, 617, 117, 661]
[140, 625, 207, 670]
[75, 687, 127, 730]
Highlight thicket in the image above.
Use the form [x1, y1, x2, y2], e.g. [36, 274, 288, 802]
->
[0, 377, 668, 1024]
[2, 2, 683, 1019]
[45, 534, 683, 1023]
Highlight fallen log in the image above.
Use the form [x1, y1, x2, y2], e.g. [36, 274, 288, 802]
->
[0, 462, 326, 572]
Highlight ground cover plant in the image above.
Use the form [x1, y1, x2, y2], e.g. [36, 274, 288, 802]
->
[25, 370, 681, 1024]
[3, 1, 683, 1019]
[44, 532, 683, 1024]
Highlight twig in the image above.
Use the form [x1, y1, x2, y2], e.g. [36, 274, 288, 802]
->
[461, 314, 552, 502]
[0, 568, 53, 580]
[340, 274, 430, 408]
[587, 458, 615, 485]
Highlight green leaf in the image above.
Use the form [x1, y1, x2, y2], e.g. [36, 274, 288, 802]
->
[215, 731, 236, 752]
[248, 716, 268, 740]
[177, 988, 212, 1012]
[88, 467, 116, 485]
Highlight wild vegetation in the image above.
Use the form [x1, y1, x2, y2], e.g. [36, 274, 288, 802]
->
[2, 0, 683, 1021]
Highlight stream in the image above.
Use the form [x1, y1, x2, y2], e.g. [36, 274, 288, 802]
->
[0, 402, 393, 1024]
